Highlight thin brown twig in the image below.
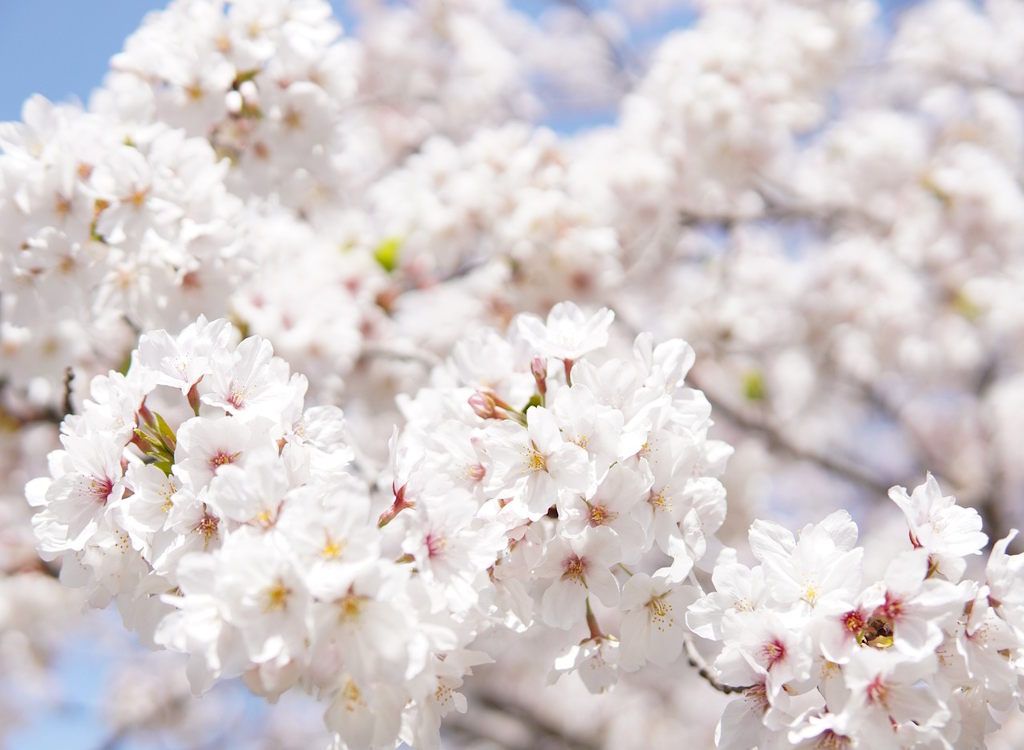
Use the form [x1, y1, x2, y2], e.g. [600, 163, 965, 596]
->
[684, 634, 750, 696]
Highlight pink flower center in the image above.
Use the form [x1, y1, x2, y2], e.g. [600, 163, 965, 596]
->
[842, 609, 865, 634]
[89, 476, 114, 505]
[879, 591, 903, 622]
[761, 638, 787, 670]
[193, 513, 219, 543]
[208, 449, 240, 473]
[589, 503, 618, 527]
[562, 554, 587, 584]
[425, 532, 447, 559]
[226, 382, 247, 409]
[866, 675, 888, 707]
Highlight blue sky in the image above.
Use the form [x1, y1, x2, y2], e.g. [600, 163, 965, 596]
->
[0, 0, 916, 125]
[0, 0, 164, 122]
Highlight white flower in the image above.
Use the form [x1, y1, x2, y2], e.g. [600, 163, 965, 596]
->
[715, 610, 814, 699]
[135, 315, 236, 396]
[687, 559, 769, 641]
[535, 527, 621, 629]
[985, 530, 1024, 636]
[550, 382, 626, 474]
[201, 336, 308, 428]
[275, 481, 378, 600]
[41, 433, 126, 543]
[550, 638, 620, 694]
[400, 489, 506, 610]
[482, 406, 591, 518]
[172, 415, 278, 493]
[213, 528, 308, 665]
[618, 572, 694, 670]
[558, 462, 651, 562]
[758, 511, 864, 610]
[866, 548, 972, 658]
[889, 473, 988, 582]
[515, 301, 615, 361]
[840, 648, 950, 744]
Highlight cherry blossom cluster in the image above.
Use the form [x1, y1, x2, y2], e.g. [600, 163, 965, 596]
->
[0, 97, 247, 408]
[26, 303, 733, 748]
[25, 314, 481, 748]
[691, 475, 1024, 749]
[391, 300, 731, 686]
[96, 0, 360, 213]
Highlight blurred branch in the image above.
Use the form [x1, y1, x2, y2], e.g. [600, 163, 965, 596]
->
[688, 370, 894, 498]
[0, 367, 74, 428]
[451, 688, 602, 750]
[841, 357, 1011, 543]
[359, 343, 440, 369]
[552, 0, 639, 83]
[90, 692, 193, 750]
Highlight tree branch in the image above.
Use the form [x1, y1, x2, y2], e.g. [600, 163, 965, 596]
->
[684, 634, 750, 696]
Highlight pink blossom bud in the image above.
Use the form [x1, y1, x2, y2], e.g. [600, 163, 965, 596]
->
[468, 390, 498, 419]
[531, 356, 548, 394]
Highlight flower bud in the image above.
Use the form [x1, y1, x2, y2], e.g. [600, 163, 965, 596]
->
[531, 356, 548, 395]
[468, 390, 498, 420]
[239, 79, 259, 104]
[225, 90, 243, 114]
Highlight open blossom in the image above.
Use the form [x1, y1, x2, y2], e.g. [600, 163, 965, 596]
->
[535, 526, 621, 629]
[550, 637, 620, 694]
[889, 473, 988, 582]
[619, 572, 694, 670]
[753, 511, 864, 611]
[481, 406, 591, 518]
[515, 301, 615, 362]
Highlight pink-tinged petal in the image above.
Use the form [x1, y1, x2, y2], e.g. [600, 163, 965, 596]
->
[541, 578, 588, 629]
[617, 611, 647, 671]
[546, 443, 591, 494]
[621, 573, 656, 610]
[884, 549, 928, 594]
[526, 406, 562, 454]
[586, 565, 620, 608]
[748, 519, 795, 563]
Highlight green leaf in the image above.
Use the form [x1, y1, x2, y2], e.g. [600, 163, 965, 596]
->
[951, 290, 981, 321]
[373, 237, 403, 273]
[232, 69, 260, 87]
[153, 412, 177, 452]
[742, 370, 766, 402]
[152, 459, 174, 476]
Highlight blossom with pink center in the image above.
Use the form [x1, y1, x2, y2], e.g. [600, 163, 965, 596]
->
[535, 527, 621, 629]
